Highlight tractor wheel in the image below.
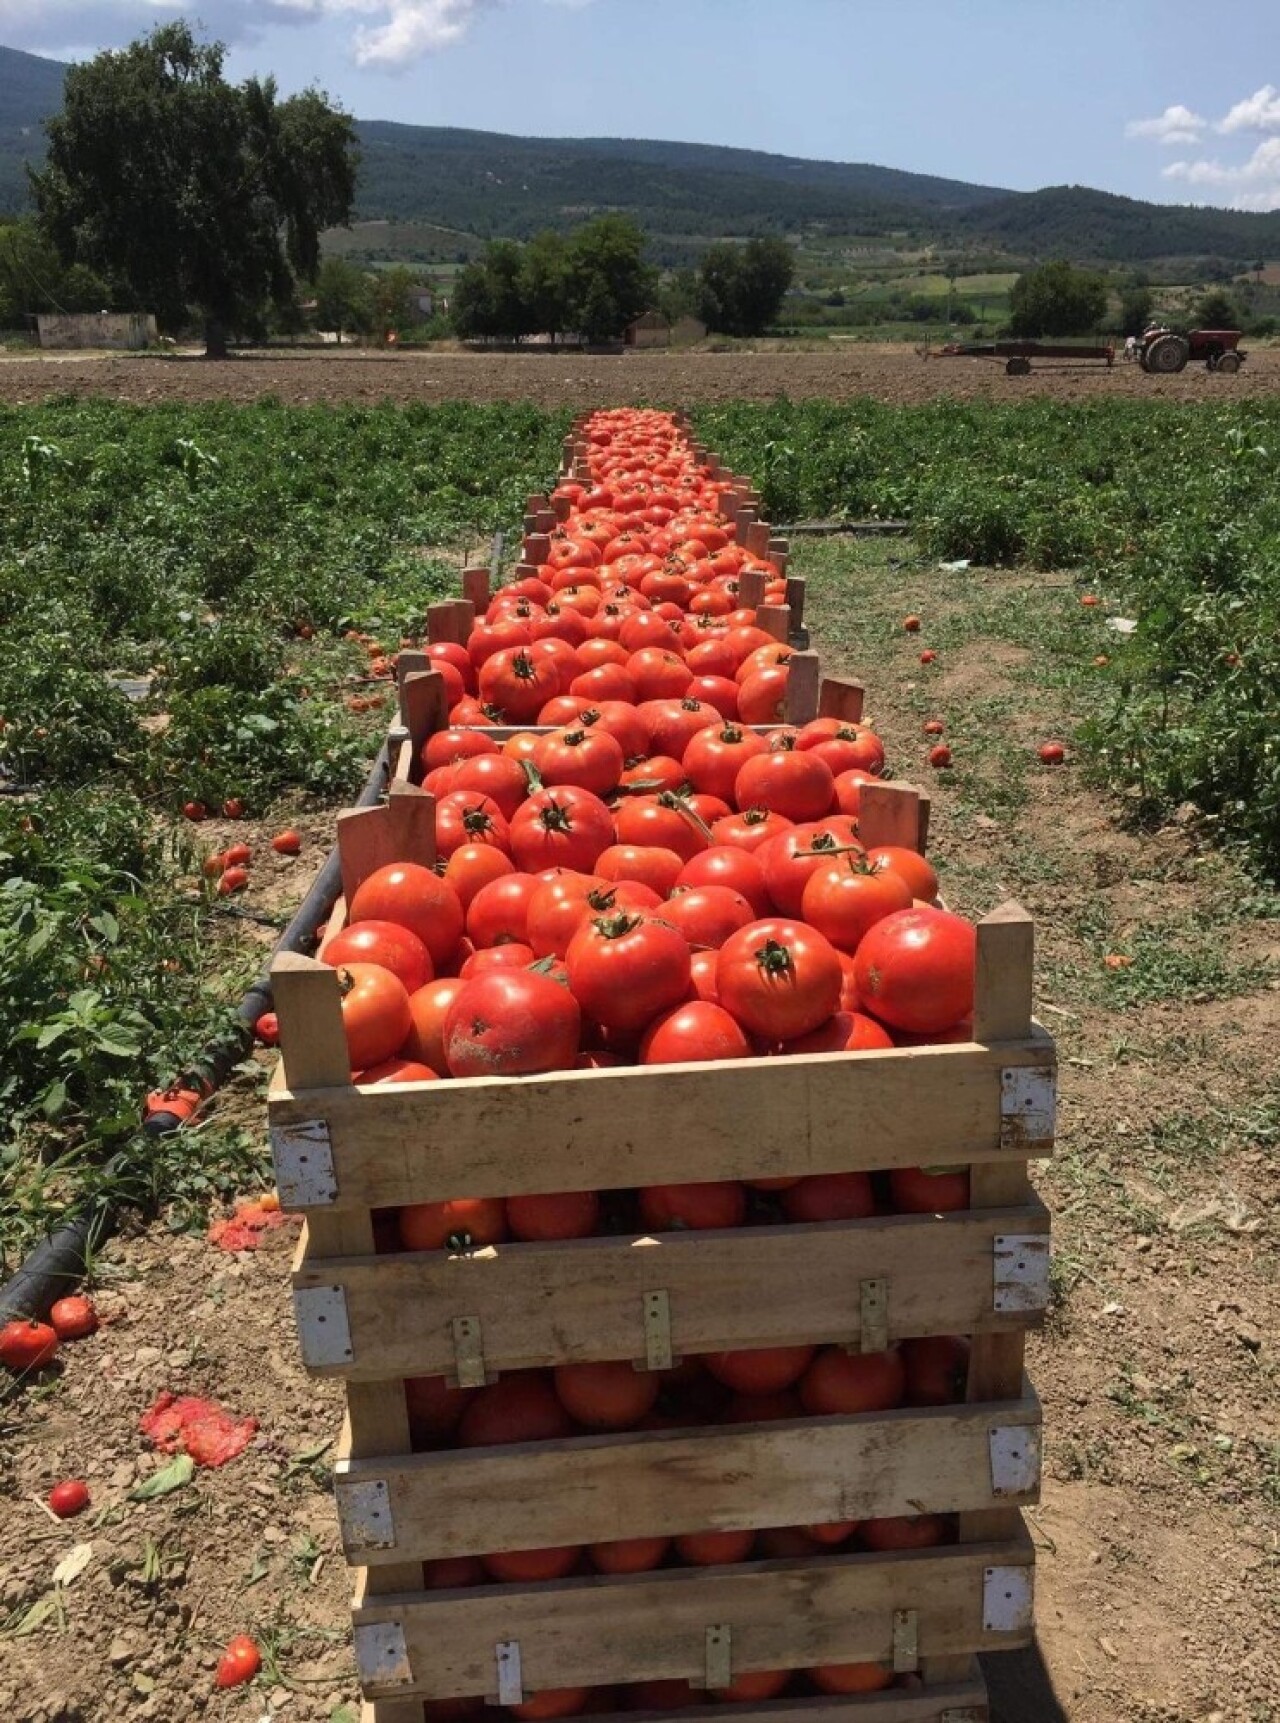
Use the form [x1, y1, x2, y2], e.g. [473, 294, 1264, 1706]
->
[1215, 351, 1242, 374]
[1144, 333, 1190, 374]
[1005, 356, 1031, 376]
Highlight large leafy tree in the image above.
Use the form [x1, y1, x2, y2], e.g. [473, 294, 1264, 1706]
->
[31, 22, 358, 356]
[699, 237, 794, 337]
[1008, 260, 1108, 337]
[566, 216, 653, 344]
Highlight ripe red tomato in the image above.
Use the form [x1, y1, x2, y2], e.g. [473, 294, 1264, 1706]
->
[737, 666, 791, 725]
[590, 1537, 670, 1575]
[225, 843, 251, 868]
[214, 1636, 262, 1690]
[775, 1012, 895, 1056]
[715, 918, 842, 1040]
[510, 787, 614, 874]
[689, 948, 720, 1004]
[675, 846, 769, 916]
[710, 1669, 788, 1703]
[451, 752, 529, 821]
[554, 1360, 659, 1430]
[675, 1528, 756, 1566]
[852, 907, 976, 1034]
[222, 797, 245, 819]
[638, 696, 715, 759]
[923, 718, 945, 736]
[422, 1554, 484, 1586]
[831, 768, 876, 818]
[406, 1374, 476, 1443]
[686, 674, 739, 720]
[1039, 740, 1066, 765]
[402, 978, 466, 1072]
[479, 647, 560, 722]
[361, 1056, 438, 1085]
[434, 791, 511, 859]
[613, 794, 710, 862]
[217, 866, 248, 896]
[444, 843, 514, 911]
[903, 614, 921, 632]
[865, 845, 938, 902]
[182, 800, 208, 822]
[399, 1197, 507, 1251]
[661, 885, 756, 950]
[510, 1689, 592, 1722]
[324, 920, 433, 994]
[640, 1001, 751, 1065]
[459, 944, 535, 977]
[928, 744, 953, 769]
[533, 726, 624, 796]
[466, 872, 540, 948]
[759, 820, 862, 917]
[49, 1296, 98, 1340]
[336, 962, 412, 1071]
[350, 864, 464, 968]
[525, 873, 604, 959]
[255, 1010, 279, 1045]
[566, 912, 691, 1033]
[423, 727, 496, 773]
[682, 723, 768, 802]
[48, 1479, 90, 1519]
[507, 1191, 600, 1241]
[734, 748, 835, 823]
[458, 1373, 576, 1447]
[705, 1346, 815, 1393]
[810, 1665, 893, 1696]
[903, 1335, 971, 1405]
[860, 1514, 950, 1550]
[710, 807, 793, 854]
[582, 698, 648, 759]
[805, 1520, 859, 1546]
[799, 1347, 905, 1414]
[639, 1181, 746, 1231]
[443, 970, 581, 1077]
[800, 859, 913, 955]
[595, 844, 685, 897]
[620, 753, 686, 795]
[271, 829, 302, 856]
[889, 1166, 970, 1212]
[780, 1172, 876, 1223]
[482, 1546, 581, 1583]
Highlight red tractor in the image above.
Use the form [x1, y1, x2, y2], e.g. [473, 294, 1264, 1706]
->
[1136, 326, 1246, 374]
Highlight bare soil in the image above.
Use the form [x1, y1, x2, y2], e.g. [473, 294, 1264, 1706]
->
[3, 344, 1280, 409]
[2, 481, 1277, 1723]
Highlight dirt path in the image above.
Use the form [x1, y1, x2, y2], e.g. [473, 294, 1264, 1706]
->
[1, 541, 1276, 1723]
[3, 345, 1280, 408]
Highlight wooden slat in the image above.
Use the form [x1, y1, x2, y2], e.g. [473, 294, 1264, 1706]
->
[738, 567, 768, 611]
[784, 651, 822, 725]
[858, 783, 922, 853]
[758, 603, 791, 643]
[269, 1030, 1054, 1212]
[357, 1680, 989, 1723]
[973, 906, 1034, 1045]
[351, 1538, 1033, 1701]
[399, 670, 449, 768]
[462, 566, 490, 612]
[818, 677, 866, 725]
[427, 603, 464, 646]
[337, 1396, 1040, 1567]
[295, 1203, 1049, 1381]
[336, 783, 437, 906]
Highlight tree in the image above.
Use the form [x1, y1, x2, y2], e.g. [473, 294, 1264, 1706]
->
[1193, 288, 1238, 328]
[450, 260, 495, 341]
[373, 264, 424, 335]
[315, 258, 372, 343]
[32, 22, 358, 356]
[521, 231, 570, 343]
[1116, 284, 1154, 337]
[698, 237, 795, 336]
[1008, 260, 1109, 337]
[565, 217, 652, 344]
[0, 218, 109, 325]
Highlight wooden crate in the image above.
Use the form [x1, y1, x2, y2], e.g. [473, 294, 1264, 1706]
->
[272, 491, 1048, 1723]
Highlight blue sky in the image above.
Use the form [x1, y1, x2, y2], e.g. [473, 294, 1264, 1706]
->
[8, 0, 1280, 208]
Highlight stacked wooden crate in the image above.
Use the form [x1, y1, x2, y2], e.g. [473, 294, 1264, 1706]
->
[269, 422, 1053, 1723]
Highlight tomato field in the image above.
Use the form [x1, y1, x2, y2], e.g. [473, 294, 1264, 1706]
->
[2, 391, 1278, 1723]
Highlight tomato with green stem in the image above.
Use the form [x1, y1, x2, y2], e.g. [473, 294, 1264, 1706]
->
[715, 918, 842, 1040]
[566, 912, 691, 1033]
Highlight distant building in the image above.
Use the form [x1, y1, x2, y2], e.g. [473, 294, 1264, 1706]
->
[624, 310, 672, 349]
[37, 312, 156, 351]
[671, 315, 707, 346]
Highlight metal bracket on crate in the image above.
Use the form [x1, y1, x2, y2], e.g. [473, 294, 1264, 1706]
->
[495, 1641, 524, 1707]
[643, 1290, 674, 1372]
[860, 1278, 889, 1353]
[983, 1565, 1034, 1634]
[988, 1424, 1042, 1498]
[451, 1317, 488, 1390]
[891, 1608, 919, 1674]
[992, 1234, 1051, 1314]
[270, 1118, 337, 1208]
[703, 1625, 732, 1692]
[1000, 1067, 1056, 1150]
[337, 1478, 397, 1551]
[354, 1619, 412, 1690]
[293, 1285, 354, 1368]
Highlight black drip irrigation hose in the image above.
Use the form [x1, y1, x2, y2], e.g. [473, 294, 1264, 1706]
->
[0, 532, 507, 1324]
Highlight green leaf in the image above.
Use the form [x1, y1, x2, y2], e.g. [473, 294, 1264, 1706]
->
[35, 1022, 68, 1051]
[41, 1079, 68, 1120]
[129, 1454, 194, 1500]
[88, 911, 120, 944]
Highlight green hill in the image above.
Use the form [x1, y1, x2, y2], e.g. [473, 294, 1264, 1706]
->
[0, 44, 65, 210]
[4, 42, 1280, 267]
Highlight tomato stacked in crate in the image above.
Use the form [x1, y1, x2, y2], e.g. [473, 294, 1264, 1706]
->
[270, 410, 1053, 1723]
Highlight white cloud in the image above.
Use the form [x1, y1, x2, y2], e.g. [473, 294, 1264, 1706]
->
[1125, 104, 1206, 146]
[1218, 85, 1280, 135]
[0, 0, 591, 66]
[1164, 136, 1280, 211]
